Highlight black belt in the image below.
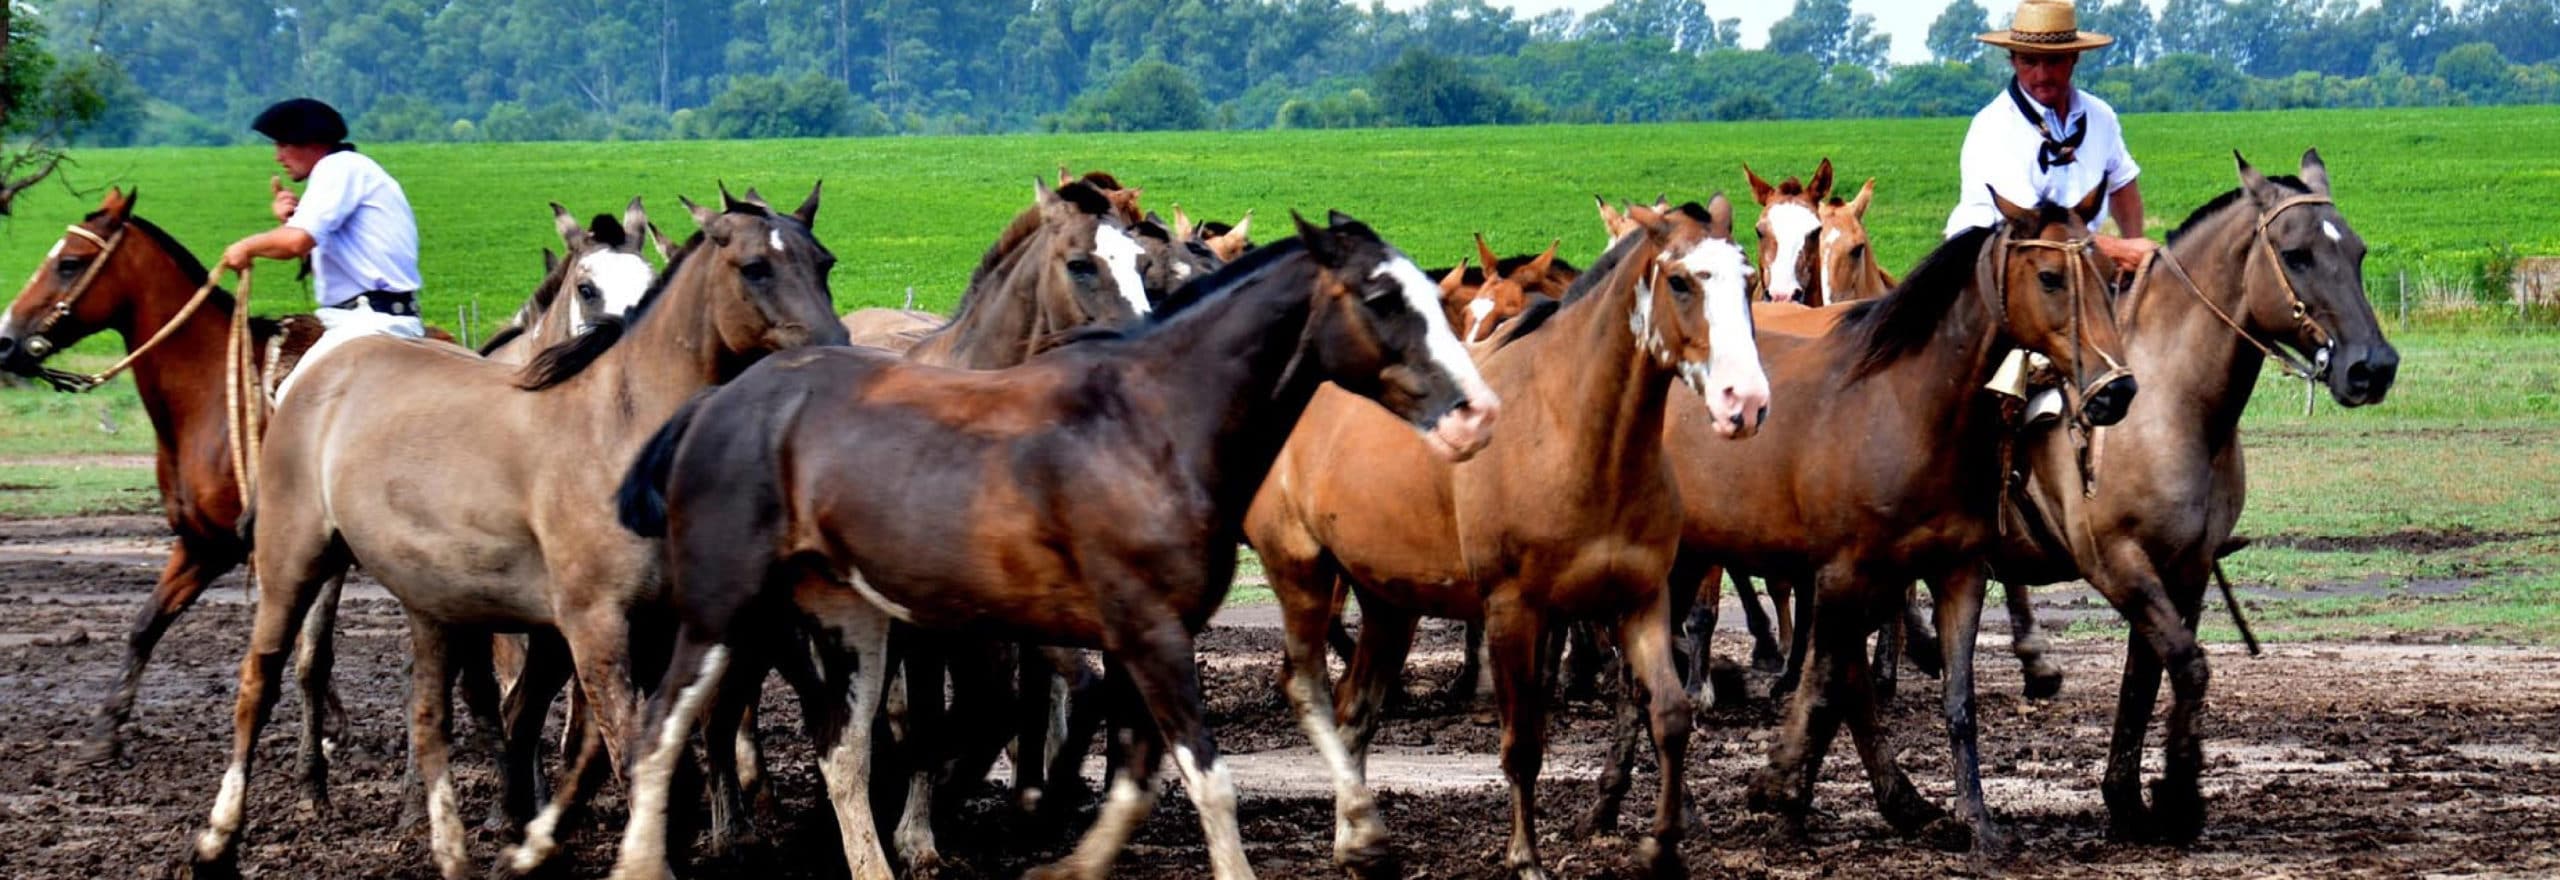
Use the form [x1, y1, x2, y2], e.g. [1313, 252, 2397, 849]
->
[331, 291, 418, 317]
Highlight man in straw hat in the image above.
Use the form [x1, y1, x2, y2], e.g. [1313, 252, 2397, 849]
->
[1949, 0, 2153, 423]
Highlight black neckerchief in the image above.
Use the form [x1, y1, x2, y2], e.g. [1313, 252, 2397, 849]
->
[2008, 78, 2084, 172]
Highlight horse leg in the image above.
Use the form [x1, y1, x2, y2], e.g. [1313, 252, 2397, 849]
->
[1107, 606, 1256, 880]
[1487, 602, 1555, 879]
[1621, 590, 1693, 878]
[1901, 583, 1944, 678]
[445, 629, 512, 832]
[1768, 577, 1814, 698]
[496, 630, 574, 837]
[1561, 620, 1607, 703]
[2003, 580, 2064, 699]
[703, 647, 774, 857]
[891, 641, 949, 877]
[1871, 593, 1904, 707]
[1747, 576, 1847, 841]
[500, 601, 644, 878]
[1669, 555, 1715, 702]
[1028, 661, 1174, 880]
[1435, 620, 1485, 707]
[2151, 571, 2213, 845]
[403, 617, 471, 880]
[90, 535, 240, 764]
[1828, 587, 1947, 841]
[1731, 570, 1785, 673]
[1579, 650, 1643, 841]
[1927, 567, 2014, 857]
[1028, 647, 1103, 823]
[2090, 548, 2211, 845]
[1267, 551, 1395, 876]
[188, 526, 338, 876]
[291, 572, 345, 816]
[943, 640, 1019, 798]
[603, 627, 749, 880]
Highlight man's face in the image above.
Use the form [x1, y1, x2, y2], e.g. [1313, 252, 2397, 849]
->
[2009, 51, 2080, 111]
[274, 142, 329, 182]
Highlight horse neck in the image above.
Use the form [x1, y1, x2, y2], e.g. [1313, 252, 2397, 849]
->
[1842, 260, 2011, 474]
[2145, 208, 2271, 431]
[586, 274, 733, 426]
[1121, 259, 1325, 522]
[110, 242, 237, 453]
[1499, 248, 1675, 487]
[915, 236, 1046, 369]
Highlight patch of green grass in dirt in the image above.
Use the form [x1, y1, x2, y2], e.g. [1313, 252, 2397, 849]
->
[0, 461, 158, 518]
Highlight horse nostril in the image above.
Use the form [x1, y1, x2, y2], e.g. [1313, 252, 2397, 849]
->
[0, 337, 14, 360]
[1757, 405, 1769, 427]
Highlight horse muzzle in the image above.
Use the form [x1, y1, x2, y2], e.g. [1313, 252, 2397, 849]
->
[2081, 374, 2138, 427]
[2328, 342, 2399, 407]
[1423, 390, 1500, 463]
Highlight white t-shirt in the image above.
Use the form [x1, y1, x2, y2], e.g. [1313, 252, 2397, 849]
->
[286, 149, 423, 307]
[1944, 86, 2141, 238]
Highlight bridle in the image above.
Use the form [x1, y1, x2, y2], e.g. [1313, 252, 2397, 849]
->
[1992, 225, 2131, 429]
[13, 221, 235, 393]
[2146, 193, 2338, 383]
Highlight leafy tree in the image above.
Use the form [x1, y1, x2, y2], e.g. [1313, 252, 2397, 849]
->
[2434, 41, 2513, 100]
[1579, 0, 1737, 54]
[694, 71, 887, 139]
[2, 8, 125, 213]
[363, 94, 453, 143]
[1049, 59, 1213, 132]
[1767, 0, 1890, 71]
[1926, 0, 1990, 65]
[2076, 0, 2158, 73]
[1372, 46, 1537, 126]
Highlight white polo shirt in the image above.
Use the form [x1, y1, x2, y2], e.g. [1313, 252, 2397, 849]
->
[286, 149, 423, 307]
[1944, 86, 2140, 238]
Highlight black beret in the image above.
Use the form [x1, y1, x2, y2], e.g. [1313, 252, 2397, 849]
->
[250, 98, 349, 145]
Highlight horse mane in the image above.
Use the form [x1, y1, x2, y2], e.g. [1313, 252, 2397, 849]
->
[1486, 295, 1564, 349]
[1836, 224, 1998, 384]
[88, 212, 242, 314]
[1557, 229, 1645, 305]
[516, 228, 707, 390]
[2167, 174, 2309, 247]
[479, 249, 579, 355]
[1046, 237, 1313, 349]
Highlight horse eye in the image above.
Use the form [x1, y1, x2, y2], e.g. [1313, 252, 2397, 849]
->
[2037, 270, 2065, 291]
[1847, 244, 1866, 259]
[739, 259, 773, 282]
[577, 281, 600, 297]
[55, 258, 85, 277]
[1066, 257, 1098, 276]
[2282, 248, 2314, 270]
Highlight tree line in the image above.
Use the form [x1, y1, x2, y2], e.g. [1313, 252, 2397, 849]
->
[15, 0, 2560, 148]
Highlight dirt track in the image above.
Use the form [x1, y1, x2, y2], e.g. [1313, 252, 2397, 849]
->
[5, 515, 2558, 878]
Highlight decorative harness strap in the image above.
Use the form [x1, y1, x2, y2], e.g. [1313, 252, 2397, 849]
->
[2141, 193, 2337, 385]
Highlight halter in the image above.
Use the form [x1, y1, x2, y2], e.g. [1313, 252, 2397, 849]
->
[19, 224, 128, 353]
[2144, 193, 2337, 385]
[15, 222, 236, 394]
[1993, 227, 2131, 429]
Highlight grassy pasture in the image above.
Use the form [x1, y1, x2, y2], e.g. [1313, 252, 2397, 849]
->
[3, 106, 2556, 639]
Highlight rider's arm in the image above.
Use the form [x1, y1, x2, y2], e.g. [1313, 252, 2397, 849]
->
[218, 226, 315, 271]
[2108, 179, 2146, 239]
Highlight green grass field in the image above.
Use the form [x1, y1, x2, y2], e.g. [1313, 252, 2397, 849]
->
[4, 106, 2557, 641]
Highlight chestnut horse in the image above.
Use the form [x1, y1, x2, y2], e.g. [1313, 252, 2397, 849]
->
[1988, 150, 2398, 844]
[187, 188, 844, 880]
[0, 190, 332, 766]
[1248, 198, 1770, 880]
[605, 210, 1500, 880]
[1588, 186, 2140, 857]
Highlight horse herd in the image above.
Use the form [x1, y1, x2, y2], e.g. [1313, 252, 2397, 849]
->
[0, 151, 2399, 879]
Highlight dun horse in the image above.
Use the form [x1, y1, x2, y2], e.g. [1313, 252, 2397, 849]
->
[605, 210, 1500, 880]
[1248, 198, 1771, 880]
[187, 187, 844, 880]
[1990, 151, 2398, 844]
[1590, 185, 2140, 857]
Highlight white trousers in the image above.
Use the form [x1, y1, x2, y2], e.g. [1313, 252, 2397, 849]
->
[273, 305, 427, 405]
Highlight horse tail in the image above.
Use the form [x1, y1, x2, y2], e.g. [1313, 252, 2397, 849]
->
[618, 389, 716, 538]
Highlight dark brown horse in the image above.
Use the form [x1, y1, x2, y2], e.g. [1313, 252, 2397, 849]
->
[1988, 150, 2398, 844]
[605, 210, 1500, 880]
[187, 187, 844, 880]
[1248, 198, 1770, 880]
[0, 189, 330, 767]
[1588, 185, 2140, 857]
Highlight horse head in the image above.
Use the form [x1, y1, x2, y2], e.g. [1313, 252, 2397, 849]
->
[1029, 176, 1151, 334]
[1816, 177, 1889, 305]
[1292, 209, 1500, 461]
[2236, 149, 2397, 406]
[547, 197, 662, 333]
[1746, 159, 1833, 305]
[1175, 205, 1255, 262]
[1, 187, 147, 378]
[1630, 194, 1770, 438]
[1990, 181, 2138, 427]
[678, 182, 847, 363]
[1134, 211, 1224, 307]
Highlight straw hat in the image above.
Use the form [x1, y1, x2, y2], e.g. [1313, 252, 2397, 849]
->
[1978, 0, 2115, 54]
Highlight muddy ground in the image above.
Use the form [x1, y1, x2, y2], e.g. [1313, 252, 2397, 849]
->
[4, 515, 2557, 878]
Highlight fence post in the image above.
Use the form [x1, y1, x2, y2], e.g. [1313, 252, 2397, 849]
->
[2397, 269, 2408, 326]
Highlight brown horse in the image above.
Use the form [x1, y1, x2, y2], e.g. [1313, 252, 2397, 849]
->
[1248, 198, 1770, 880]
[1171, 204, 1254, 261]
[0, 189, 335, 767]
[186, 187, 843, 880]
[480, 198, 667, 364]
[1745, 160, 1831, 305]
[842, 176, 1149, 358]
[1587, 185, 2140, 857]
[1987, 150, 2398, 844]
[606, 210, 1501, 880]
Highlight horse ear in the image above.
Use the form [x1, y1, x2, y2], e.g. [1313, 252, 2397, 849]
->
[1058, 165, 1075, 188]
[646, 223, 674, 263]
[1847, 178, 1876, 218]
[1474, 232, 1501, 275]
[550, 201, 587, 247]
[2232, 150, 2286, 212]
[1989, 186, 2037, 228]
[2073, 174, 2110, 226]
[620, 196, 650, 253]
[1292, 210, 1343, 266]
[1518, 238, 1560, 280]
[542, 247, 559, 276]
[1744, 164, 1775, 206]
[102, 186, 133, 218]
[793, 180, 823, 227]
[1705, 192, 1736, 240]
[1210, 212, 1253, 260]
[1440, 257, 1470, 297]
[1809, 158, 1835, 203]
[681, 194, 721, 239]
[1034, 177, 1058, 207]
[1326, 208, 1359, 229]
[1171, 204, 1196, 239]
[718, 181, 751, 214]
[1593, 195, 1622, 234]
[1627, 202, 1669, 236]
[2299, 148, 2331, 195]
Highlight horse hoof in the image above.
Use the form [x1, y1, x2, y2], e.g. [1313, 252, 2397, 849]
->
[78, 733, 124, 767]
[1743, 772, 1792, 816]
[1633, 836, 1683, 878]
[1338, 840, 1401, 880]
[490, 846, 557, 880]
[177, 843, 240, 880]
[1878, 784, 1949, 835]
[296, 794, 332, 820]
[1918, 817, 1975, 853]
[2149, 780, 2207, 845]
[1706, 659, 1749, 709]
[2022, 669, 2064, 700]
[1749, 647, 1785, 675]
[1571, 803, 1618, 840]
[901, 851, 943, 880]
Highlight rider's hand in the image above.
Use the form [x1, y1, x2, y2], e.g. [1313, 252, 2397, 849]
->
[269, 176, 299, 223]
[219, 238, 257, 273]
[2094, 234, 2157, 276]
